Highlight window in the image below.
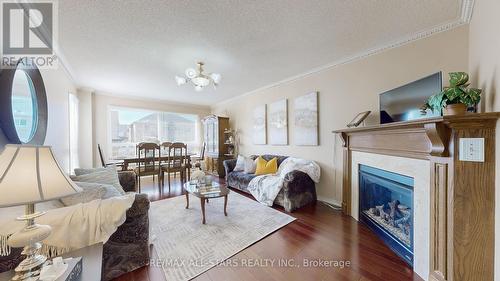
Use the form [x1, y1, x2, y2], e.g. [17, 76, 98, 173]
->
[108, 106, 199, 159]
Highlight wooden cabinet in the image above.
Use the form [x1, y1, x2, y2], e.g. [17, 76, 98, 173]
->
[202, 115, 232, 178]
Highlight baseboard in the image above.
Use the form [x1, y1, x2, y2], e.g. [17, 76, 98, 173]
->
[317, 196, 342, 208]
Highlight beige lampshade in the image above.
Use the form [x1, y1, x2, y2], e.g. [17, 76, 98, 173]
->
[0, 144, 81, 207]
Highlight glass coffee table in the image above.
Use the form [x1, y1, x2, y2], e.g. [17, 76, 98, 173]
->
[183, 181, 230, 224]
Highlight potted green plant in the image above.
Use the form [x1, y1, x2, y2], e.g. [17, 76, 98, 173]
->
[422, 72, 482, 116]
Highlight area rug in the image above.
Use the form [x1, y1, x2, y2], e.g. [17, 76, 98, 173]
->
[149, 191, 296, 281]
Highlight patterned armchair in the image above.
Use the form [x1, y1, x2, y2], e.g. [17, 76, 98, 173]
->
[0, 171, 150, 281]
[103, 171, 150, 280]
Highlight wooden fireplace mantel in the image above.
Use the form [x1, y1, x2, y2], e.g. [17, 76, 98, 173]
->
[333, 112, 500, 281]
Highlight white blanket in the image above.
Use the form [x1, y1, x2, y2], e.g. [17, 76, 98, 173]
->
[0, 193, 135, 257]
[247, 157, 320, 206]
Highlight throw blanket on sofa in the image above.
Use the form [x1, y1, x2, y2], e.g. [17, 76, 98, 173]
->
[247, 157, 320, 206]
[0, 193, 135, 257]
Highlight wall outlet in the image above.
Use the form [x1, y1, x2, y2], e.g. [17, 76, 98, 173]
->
[459, 138, 485, 162]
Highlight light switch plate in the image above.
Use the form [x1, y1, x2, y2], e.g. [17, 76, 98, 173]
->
[459, 138, 485, 162]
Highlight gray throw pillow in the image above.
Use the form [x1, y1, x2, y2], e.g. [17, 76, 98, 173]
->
[61, 182, 106, 206]
[74, 165, 120, 176]
[234, 155, 245, 172]
[100, 183, 125, 199]
[70, 167, 126, 195]
[74, 167, 108, 176]
[71, 181, 123, 199]
[243, 157, 257, 174]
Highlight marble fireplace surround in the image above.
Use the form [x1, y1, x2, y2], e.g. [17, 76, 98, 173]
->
[351, 151, 430, 280]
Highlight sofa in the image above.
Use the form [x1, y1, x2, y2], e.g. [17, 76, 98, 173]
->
[223, 155, 317, 212]
[0, 171, 150, 281]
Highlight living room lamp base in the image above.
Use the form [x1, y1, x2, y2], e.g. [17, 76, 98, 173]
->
[7, 204, 52, 281]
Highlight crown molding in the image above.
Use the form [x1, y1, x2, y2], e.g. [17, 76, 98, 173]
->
[460, 0, 475, 23]
[76, 86, 95, 93]
[53, 43, 79, 85]
[213, 0, 475, 108]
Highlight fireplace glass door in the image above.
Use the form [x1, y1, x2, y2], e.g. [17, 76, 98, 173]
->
[359, 164, 414, 266]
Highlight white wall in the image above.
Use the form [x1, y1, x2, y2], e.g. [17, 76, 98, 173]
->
[76, 88, 95, 168]
[211, 26, 469, 205]
[468, 0, 500, 279]
[37, 67, 77, 172]
[0, 66, 77, 173]
[92, 93, 211, 166]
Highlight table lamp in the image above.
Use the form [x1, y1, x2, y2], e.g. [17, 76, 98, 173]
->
[0, 145, 81, 280]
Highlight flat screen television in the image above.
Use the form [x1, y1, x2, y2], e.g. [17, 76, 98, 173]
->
[380, 72, 442, 124]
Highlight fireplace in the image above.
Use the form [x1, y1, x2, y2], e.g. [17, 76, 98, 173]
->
[358, 164, 414, 266]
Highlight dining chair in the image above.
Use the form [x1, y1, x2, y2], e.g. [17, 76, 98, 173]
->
[191, 142, 206, 170]
[160, 142, 176, 178]
[135, 142, 145, 158]
[97, 144, 124, 169]
[160, 142, 172, 149]
[134, 142, 161, 193]
[160, 142, 172, 163]
[161, 142, 189, 191]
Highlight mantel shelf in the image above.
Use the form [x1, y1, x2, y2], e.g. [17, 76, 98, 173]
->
[332, 112, 500, 134]
[332, 112, 500, 161]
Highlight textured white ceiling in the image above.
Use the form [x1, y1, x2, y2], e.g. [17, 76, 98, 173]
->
[58, 0, 465, 106]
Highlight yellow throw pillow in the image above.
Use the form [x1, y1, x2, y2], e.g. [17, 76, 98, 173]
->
[255, 156, 278, 175]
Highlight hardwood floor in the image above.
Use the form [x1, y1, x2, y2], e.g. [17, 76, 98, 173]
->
[116, 176, 423, 281]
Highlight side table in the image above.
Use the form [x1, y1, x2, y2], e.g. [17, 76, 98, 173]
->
[0, 243, 103, 281]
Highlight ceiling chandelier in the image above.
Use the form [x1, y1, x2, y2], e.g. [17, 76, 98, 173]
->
[175, 62, 221, 91]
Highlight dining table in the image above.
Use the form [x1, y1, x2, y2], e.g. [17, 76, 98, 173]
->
[119, 154, 196, 178]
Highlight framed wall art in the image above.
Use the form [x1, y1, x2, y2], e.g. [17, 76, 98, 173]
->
[294, 92, 318, 145]
[268, 99, 288, 145]
[253, 104, 267, 144]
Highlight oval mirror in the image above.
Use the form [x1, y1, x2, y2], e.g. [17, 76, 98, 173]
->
[0, 58, 48, 145]
[11, 70, 38, 143]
